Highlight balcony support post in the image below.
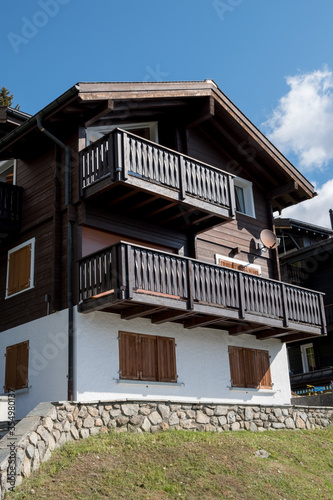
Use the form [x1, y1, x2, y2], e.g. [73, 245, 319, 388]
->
[113, 129, 125, 181]
[281, 284, 289, 328]
[126, 245, 134, 299]
[179, 156, 186, 201]
[228, 176, 236, 218]
[237, 272, 245, 319]
[319, 294, 327, 334]
[187, 259, 194, 310]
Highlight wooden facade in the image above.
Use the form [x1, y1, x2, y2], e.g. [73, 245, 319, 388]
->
[0, 81, 327, 340]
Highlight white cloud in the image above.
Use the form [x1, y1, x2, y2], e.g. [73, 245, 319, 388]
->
[279, 179, 333, 229]
[263, 67, 333, 171]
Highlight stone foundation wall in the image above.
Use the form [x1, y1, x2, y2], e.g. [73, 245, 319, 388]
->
[1, 400, 333, 497]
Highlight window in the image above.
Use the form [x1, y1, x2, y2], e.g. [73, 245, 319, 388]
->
[234, 177, 255, 217]
[0, 160, 16, 185]
[4, 341, 29, 392]
[228, 346, 272, 389]
[86, 122, 158, 145]
[216, 254, 261, 276]
[119, 331, 177, 383]
[6, 238, 35, 298]
[300, 343, 316, 373]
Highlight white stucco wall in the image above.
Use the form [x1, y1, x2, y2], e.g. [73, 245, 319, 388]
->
[75, 310, 292, 406]
[0, 311, 68, 419]
[0, 307, 292, 420]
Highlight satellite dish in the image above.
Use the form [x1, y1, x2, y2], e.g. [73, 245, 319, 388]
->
[260, 229, 278, 250]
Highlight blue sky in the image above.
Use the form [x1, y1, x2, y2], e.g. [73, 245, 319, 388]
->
[2, 0, 333, 227]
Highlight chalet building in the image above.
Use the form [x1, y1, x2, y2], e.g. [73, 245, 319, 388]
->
[0, 80, 327, 419]
[275, 217, 333, 393]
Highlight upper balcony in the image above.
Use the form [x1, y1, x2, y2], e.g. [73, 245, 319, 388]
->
[78, 242, 326, 342]
[79, 129, 236, 233]
[0, 182, 22, 242]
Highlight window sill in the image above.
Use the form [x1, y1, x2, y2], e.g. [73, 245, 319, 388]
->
[3, 386, 31, 395]
[235, 210, 256, 220]
[228, 386, 277, 394]
[115, 379, 184, 387]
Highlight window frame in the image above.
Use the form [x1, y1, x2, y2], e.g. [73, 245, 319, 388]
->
[4, 340, 29, 393]
[0, 159, 16, 185]
[228, 346, 272, 390]
[118, 331, 177, 383]
[5, 238, 35, 299]
[300, 343, 316, 373]
[234, 177, 255, 218]
[86, 121, 159, 146]
[216, 254, 261, 276]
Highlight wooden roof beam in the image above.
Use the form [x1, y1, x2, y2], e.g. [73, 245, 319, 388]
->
[84, 100, 114, 127]
[124, 195, 160, 214]
[256, 329, 290, 340]
[183, 315, 225, 329]
[151, 310, 194, 324]
[121, 305, 165, 320]
[269, 181, 299, 199]
[107, 188, 139, 207]
[280, 332, 322, 343]
[186, 96, 215, 129]
[229, 324, 267, 336]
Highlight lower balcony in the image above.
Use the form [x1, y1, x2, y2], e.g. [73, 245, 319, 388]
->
[0, 182, 22, 242]
[78, 242, 326, 342]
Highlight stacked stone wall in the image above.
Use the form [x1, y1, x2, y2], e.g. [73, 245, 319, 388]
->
[0, 400, 332, 497]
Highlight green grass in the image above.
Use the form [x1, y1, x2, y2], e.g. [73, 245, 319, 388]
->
[6, 427, 333, 499]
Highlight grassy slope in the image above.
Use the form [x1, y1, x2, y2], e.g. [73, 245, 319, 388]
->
[7, 427, 333, 499]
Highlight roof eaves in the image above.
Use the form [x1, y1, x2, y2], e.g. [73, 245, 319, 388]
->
[0, 84, 80, 154]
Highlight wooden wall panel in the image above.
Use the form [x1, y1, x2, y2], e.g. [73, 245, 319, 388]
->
[186, 128, 276, 279]
[0, 220, 56, 332]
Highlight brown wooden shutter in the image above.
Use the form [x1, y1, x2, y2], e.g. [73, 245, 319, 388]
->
[7, 244, 32, 296]
[228, 346, 245, 387]
[243, 348, 258, 388]
[157, 336, 177, 382]
[256, 349, 272, 389]
[140, 334, 157, 381]
[5, 341, 29, 392]
[119, 331, 139, 380]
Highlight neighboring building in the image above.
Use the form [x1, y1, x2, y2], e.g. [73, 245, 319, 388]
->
[0, 80, 326, 418]
[275, 217, 333, 393]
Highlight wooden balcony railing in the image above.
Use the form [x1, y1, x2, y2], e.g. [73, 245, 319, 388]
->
[0, 182, 22, 236]
[79, 128, 235, 221]
[79, 242, 326, 336]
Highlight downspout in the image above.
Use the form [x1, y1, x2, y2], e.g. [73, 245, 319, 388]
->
[36, 116, 74, 402]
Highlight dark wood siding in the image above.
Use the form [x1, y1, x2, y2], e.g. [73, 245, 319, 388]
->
[186, 128, 275, 279]
[0, 220, 56, 332]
